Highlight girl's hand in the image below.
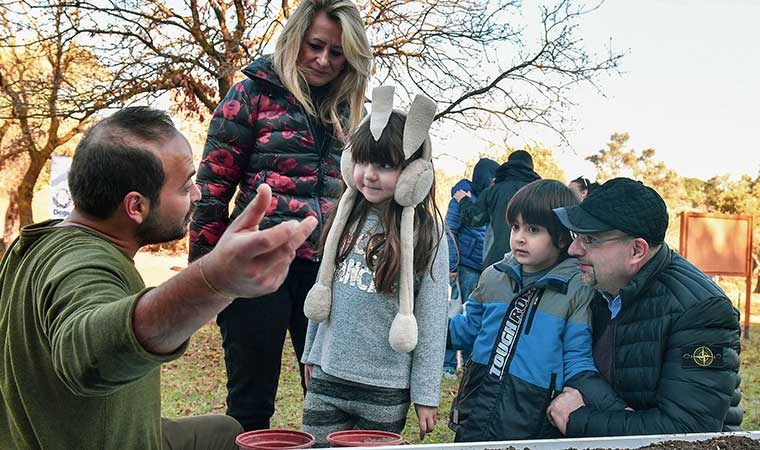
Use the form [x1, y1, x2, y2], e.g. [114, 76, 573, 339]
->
[414, 404, 437, 440]
[304, 364, 313, 389]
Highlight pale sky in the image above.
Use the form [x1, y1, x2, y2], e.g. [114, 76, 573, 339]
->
[434, 1, 760, 182]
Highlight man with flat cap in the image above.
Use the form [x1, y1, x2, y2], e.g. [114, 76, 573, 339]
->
[547, 177, 742, 437]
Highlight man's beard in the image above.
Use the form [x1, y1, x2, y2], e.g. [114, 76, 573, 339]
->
[579, 268, 598, 288]
[136, 203, 196, 246]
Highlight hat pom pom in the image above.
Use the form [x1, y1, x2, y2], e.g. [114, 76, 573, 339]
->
[304, 283, 332, 322]
[389, 313, 418, 353]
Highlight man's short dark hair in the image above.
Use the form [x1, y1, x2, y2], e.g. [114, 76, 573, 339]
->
[571, 176, 599, 195]
[68, 107, 178, 219]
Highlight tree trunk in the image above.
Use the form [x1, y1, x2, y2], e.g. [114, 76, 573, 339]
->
[16, 155, 47, 229]
[0, 190, 20, 255]
[754, 273, 760, 294]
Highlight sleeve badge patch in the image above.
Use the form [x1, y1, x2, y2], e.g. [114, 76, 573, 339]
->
[682, 345, 724, 368]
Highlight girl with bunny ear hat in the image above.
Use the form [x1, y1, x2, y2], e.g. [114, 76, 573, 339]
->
[300, 86, 449, 445]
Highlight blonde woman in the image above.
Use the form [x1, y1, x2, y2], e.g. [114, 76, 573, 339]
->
[189, 0, 372, 431]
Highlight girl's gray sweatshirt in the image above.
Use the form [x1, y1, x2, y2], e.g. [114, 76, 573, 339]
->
[302, 210, 449, 406]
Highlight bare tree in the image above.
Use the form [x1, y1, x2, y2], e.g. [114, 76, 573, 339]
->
[57, 0, 622, 129]
[59, 0, 289, 119]
[0, 0, 169, 246]
[2, 0, 622, 242]
[368, 0, 622, 135]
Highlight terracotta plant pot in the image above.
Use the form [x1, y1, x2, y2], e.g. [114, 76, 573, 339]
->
[326, 430, 404, 447]
[236, 429, 316, 449]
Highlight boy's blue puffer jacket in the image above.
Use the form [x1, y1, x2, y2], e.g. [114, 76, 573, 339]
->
[448, 255, 625, 442]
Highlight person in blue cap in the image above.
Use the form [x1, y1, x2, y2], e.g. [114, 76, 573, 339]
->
[443, 157, 499, 377]
[453, 150, 540, 268]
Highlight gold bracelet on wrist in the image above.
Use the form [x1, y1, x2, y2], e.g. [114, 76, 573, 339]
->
[198, 258, 233, 299]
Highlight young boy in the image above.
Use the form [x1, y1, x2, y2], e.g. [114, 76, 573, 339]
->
[447, 180, 625, 442]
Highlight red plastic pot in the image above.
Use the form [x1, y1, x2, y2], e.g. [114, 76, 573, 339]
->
[326, 430, 404, 447]
[236, 429, 316, 449]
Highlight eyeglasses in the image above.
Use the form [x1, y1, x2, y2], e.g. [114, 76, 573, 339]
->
[570, 231, 633, 250]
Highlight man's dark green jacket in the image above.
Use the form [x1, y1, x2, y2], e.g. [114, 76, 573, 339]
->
[568, 244, 742, 436]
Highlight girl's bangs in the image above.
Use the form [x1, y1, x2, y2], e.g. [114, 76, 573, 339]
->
[350, 113, 406, 167]
[351, 136, 404, 166]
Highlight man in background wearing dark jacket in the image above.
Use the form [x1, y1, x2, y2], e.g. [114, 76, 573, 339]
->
[548, 177, 742, 436]
[443, 158, 499, 376]
[453, 150, 540, 268]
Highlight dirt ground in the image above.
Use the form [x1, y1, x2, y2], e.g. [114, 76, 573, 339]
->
[492, 435, 760, 450]
[633, 435, 759, 449]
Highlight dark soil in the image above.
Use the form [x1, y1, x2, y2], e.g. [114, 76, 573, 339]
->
[634, 436, 759, 450]
[485, 435, 760, 450]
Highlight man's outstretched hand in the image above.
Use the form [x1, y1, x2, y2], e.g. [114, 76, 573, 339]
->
[202, 184, 317, 299]
[134, 184, 317, 355]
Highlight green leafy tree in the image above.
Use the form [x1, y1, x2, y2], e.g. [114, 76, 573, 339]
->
[476, 142, 565, 182]
[702, 174, 760, 292]
[586, 132, 690, 247]
[585, 132, 637, 181]
[682, 177, 708, 210]
[587, 133, 690, 206]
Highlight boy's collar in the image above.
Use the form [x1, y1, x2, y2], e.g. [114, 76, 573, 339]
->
[493, 256, 572, 294]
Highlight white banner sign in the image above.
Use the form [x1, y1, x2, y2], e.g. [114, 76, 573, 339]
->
[50, 155, 73, 219]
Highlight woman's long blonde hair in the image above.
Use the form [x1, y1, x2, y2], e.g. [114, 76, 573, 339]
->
[273, 0, 372, 138]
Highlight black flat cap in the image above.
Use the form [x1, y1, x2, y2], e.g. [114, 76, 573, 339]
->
[553, 177, 668, 244]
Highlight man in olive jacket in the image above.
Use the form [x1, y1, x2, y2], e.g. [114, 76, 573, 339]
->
[0, 107, 317, 449]
[548, 177, 742, 437]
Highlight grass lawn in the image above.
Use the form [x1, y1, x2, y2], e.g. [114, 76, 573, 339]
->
[741, 327, 760, 430]
[153, 258, 760, 441]
[161, 324, 459, 444]
[161, 323, 760, 444]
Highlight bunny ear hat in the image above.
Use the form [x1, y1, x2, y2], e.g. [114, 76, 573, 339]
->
[303, 85, 436, 353]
